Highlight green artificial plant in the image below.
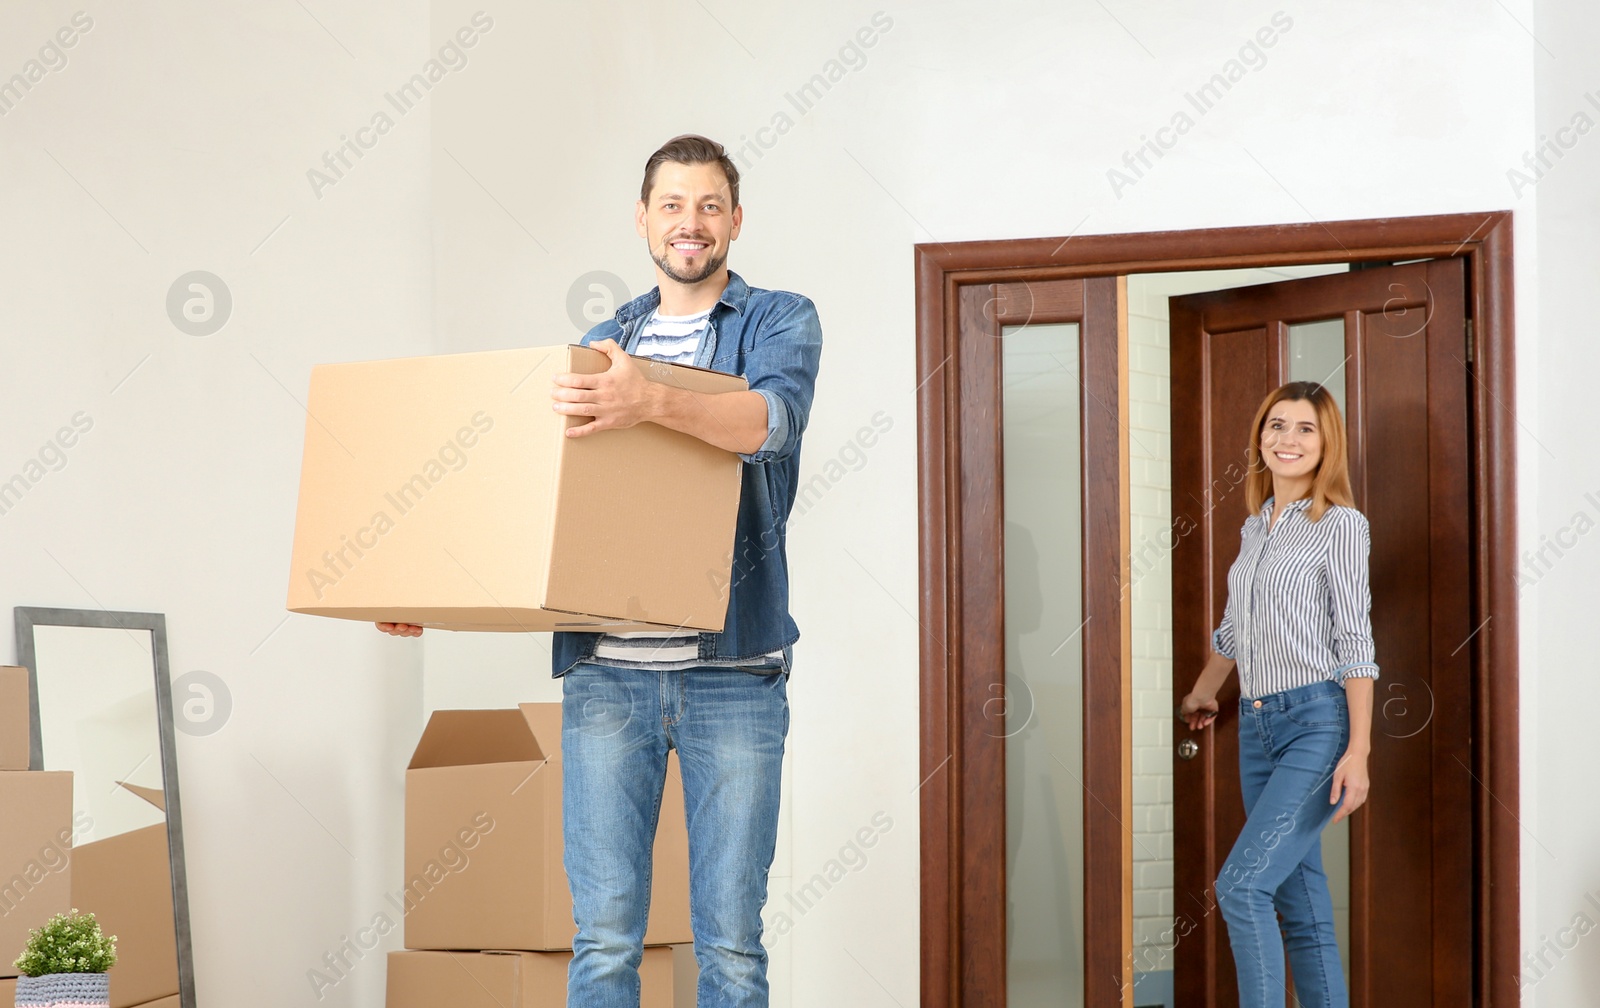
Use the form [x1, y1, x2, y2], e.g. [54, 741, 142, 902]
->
[12, 909, 118, 977]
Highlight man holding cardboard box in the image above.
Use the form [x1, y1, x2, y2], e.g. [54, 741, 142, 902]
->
[380, 134, 821, 1007]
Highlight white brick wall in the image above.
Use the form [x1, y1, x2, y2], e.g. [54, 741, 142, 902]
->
[1127, 287, 1177, 975]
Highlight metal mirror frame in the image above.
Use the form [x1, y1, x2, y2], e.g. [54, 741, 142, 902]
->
[13, 606, 195, 1008]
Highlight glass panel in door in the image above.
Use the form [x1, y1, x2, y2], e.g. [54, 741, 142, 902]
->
[1002, 322, 1085, 1004]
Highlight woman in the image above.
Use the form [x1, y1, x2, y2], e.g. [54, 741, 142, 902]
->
[1178, 380, 1375, 1008]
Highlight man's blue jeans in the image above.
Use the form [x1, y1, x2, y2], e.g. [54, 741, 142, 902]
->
[1216, 679, 1351, 1008]
[562, 663, 788, 1008]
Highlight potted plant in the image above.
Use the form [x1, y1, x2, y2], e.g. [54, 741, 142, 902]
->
[12, 909, 117, 1008]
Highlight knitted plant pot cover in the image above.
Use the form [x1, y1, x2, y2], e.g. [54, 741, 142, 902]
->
[13, 972, 110, 1008]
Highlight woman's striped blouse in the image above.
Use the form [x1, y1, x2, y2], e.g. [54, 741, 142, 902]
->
[1211, 496, 1380, 699]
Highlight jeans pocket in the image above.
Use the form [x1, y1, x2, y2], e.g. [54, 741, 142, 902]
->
[1283, 695, 1346, 728]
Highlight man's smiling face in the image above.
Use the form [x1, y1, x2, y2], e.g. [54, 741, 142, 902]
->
[636, 160, 742, 287]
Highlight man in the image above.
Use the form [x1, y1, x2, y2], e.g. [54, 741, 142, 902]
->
[379, 134, 822, 1007]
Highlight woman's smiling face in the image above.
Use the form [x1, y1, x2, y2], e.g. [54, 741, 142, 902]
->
[1260, 397, 1323, 482]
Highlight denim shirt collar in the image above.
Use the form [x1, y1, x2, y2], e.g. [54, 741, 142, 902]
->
[613, 270, 751, 325]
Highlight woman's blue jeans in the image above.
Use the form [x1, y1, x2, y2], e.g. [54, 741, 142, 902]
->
[561, 663, 788, 1008]
[1216, 679, 1351, 1008]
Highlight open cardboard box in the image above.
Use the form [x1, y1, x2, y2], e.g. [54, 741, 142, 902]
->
[1, 667, 29, 770]
[403, 703, 690, 951]
[70, 781, 177, 1007]
[0, 770, 73, 979]
[386, 946, 672, 1008]
[286, 344, 746, 632]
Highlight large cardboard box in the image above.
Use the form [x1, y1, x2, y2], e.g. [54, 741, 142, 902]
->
[0, 771, 73, 977]
[70, 784, 178, 1007]
[1, 667, 30, 770]
[286, 344, 746, 632]
[403, 703, 690, 951]
[386, 946, 673, 1008]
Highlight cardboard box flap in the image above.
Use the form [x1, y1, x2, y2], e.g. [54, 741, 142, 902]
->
[408, 709, 544, 769]
[630, 358, 749, 395]
[515, 704, 562, 762]
[116, 780, 166, 812]
[560, 344, 749, 395]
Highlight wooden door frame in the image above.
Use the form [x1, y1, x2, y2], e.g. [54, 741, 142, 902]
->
[915, 211, 1518, 1007]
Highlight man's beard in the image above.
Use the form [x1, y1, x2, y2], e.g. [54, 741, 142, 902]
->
[651, 243, 728, 285]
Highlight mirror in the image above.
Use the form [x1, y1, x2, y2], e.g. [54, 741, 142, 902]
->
[13, 607, 194, 1007]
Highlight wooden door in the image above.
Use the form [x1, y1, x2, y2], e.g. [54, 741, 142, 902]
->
[1169, 259, 1472, 1006]
[919, 275, 1131, 1006]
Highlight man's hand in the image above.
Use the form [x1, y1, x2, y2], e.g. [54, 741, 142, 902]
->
[375, 622, 423, 637]
[551, 339, 659, 438]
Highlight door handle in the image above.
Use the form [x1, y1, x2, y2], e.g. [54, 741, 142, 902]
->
[1177, 738, 1200, 761]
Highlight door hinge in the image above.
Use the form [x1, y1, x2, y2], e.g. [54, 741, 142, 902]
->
[1465, 319, 1474, 365]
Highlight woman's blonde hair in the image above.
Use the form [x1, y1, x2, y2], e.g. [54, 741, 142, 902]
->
[1244, 381, 1355, 522]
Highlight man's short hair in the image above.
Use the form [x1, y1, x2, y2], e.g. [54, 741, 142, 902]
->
[640, 134, 741, 209]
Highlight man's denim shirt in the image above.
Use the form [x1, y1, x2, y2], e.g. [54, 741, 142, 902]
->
[551, 271, 823, 677]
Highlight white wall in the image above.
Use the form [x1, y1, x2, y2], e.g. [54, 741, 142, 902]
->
[1525, 1, 1600, 1004]
[9, 0, 1590, 1005]
[1127, 279, 1178, 987]
[426, 1, 1540, 1005]
[0, 3, 431, 1006]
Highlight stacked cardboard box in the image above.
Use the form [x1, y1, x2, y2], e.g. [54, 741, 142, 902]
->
[1, 668, 180, 1008]
[284, 346, 737, 1004]
[0, 666, 73, 982]
[387, 947, 674, 1007]
[0, 666, 30, 770]
[71, 782, 181, 1006]
[386, 703, 689, 1006]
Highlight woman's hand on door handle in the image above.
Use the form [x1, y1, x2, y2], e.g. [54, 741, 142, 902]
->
[1179, 651, 1236, 730]
[1177, 693, 1219, 731]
